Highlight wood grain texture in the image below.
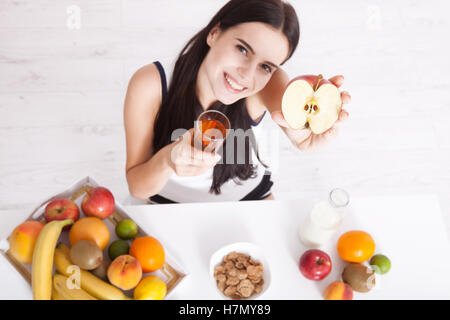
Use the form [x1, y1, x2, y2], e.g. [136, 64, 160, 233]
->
[0, 0, 449, 237]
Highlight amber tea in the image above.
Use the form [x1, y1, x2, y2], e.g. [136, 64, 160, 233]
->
[193, 110, 231, 152]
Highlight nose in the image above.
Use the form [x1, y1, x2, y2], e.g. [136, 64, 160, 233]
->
[237, 62, 256, 86]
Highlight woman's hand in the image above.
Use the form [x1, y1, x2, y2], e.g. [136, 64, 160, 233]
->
[167, 128, 222, 176]
[270, 75, 351, 152]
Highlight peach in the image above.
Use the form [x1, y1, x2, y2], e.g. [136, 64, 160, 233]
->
[107, 255, 142, 290]
[9, 221, 45, 264]
[324, 281, 353, 300]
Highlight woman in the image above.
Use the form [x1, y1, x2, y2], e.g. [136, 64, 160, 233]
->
[124, 0, 351, 204]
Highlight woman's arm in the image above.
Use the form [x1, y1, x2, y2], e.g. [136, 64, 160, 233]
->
[124, 64, 174, 200]
[124, 64, 221, 200]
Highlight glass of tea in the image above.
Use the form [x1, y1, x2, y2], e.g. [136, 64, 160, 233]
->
[192, 110, 231, 152]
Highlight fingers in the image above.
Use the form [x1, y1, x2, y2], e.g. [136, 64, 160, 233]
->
[177, 165, 210, 177]
[341, 91, 351, 105]
[323, 125, 339, 139]
[270, 110, 291, 128]
[336, 109, 349, 123]
[181, 164, 216, 177]
[173, 128, 221, 169]
[303, 126, 339, 152]
[195, 152, 221, 166]
[175, 128, 193, 147]
[328, 75, 344, 88]
[297, 122, 341, 152]
[174, 151, 220, 175]
[297, 135, 313, 152]
[180, 128, 194, 144]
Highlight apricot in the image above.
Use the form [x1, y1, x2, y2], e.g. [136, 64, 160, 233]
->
[107, 255, 142, 291]
[69, 217, 110, 250]
[9, 221, 45, 264]
[324, 281, 353, 300]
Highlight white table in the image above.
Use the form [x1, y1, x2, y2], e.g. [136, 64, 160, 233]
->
[1, 194, 450, 300]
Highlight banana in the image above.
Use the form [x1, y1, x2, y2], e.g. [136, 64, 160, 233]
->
[31, 219, 73, 300]
[54, 243, 131, 300]
[52, 287, 65, 300]
[53, 273, 97, 300]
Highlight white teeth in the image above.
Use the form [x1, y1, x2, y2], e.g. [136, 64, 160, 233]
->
[225, 74, 244, 91]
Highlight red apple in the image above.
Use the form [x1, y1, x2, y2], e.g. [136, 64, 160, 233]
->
[44, 198, 80, 229]
[299, 249, 332, 281]
[81, 187, 115, 219]
[281, 74, 341, 134]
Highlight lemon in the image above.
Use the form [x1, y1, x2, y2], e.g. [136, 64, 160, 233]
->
[134, 276, 167, 300]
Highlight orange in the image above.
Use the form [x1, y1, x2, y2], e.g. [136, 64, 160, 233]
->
[69, 217, 110, 250]
[134, 276, 167, 300]
[130, 236, 165, 273]
[337, 230, 375, 263]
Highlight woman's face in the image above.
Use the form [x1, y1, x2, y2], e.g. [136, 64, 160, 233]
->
[204, 22, 290, 105]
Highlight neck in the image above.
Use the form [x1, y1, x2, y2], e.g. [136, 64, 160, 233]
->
[196, 61, 217, 110]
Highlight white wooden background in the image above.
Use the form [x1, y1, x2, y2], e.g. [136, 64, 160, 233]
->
[1, 1, 449, 235]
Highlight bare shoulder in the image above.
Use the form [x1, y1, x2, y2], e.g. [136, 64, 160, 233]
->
[126, 63, 162, 105]
[124, 63, 164, 174]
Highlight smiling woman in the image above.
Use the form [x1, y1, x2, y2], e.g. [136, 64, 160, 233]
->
[124, 0, 300, 203]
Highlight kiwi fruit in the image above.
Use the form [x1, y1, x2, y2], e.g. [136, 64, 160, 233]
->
[69, 240, 103, 270]
[342, 263, 376, 293]
[91, 259, 110, 280]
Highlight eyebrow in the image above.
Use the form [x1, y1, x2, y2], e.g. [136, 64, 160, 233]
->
[235, 38, 280, 70]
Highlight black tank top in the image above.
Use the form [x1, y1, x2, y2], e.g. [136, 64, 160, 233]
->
[148, 61, 272, 204]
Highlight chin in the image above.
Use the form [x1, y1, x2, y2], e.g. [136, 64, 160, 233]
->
[218, 90, 250, 106]
[219, 97, 237, 105]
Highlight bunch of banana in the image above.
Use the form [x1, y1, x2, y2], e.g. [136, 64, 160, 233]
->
[31, 219, 73, 300]
[54, 243, 131, 300]
[52, 274, 97, 300]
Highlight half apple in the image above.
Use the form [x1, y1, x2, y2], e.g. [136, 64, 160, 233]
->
[281, 74, 341, 134]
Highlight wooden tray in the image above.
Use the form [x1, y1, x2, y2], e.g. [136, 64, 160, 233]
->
[0, 176, 188, 299]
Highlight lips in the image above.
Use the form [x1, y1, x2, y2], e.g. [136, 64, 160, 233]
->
[223, 72, 247, 93]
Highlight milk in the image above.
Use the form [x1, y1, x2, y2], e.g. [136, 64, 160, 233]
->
[298, 189, 349, 247]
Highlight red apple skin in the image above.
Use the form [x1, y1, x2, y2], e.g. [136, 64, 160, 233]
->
[44, 198, 80, 229]
[81, 187, 115, 219]
[285, 74, 333, 92]
[299, 249, 332, 281]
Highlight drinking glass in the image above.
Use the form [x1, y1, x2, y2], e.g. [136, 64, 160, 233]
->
[192, 110, 231, 152]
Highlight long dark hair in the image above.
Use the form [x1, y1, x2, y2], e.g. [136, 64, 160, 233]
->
[153, 0, 300, 195]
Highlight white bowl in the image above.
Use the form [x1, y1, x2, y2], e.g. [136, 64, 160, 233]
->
[209, 242, 271, 300]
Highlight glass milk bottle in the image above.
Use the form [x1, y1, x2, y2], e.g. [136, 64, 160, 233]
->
[298, 188, 350, 247]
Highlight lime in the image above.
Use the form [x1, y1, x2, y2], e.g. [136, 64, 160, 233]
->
[369, 254, 391, 274]
[115, 219, 138, 240]
[108, 239, 130, 261]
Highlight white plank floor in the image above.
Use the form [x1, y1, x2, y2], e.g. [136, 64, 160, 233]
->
[1, 1, 449, 235]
